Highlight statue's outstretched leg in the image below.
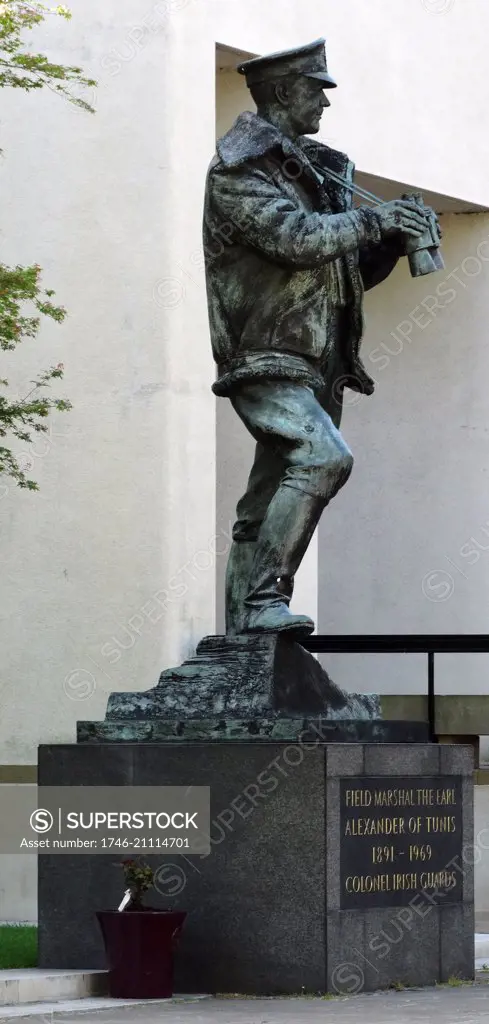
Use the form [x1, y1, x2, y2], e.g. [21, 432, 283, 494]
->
[230, 381, 353, 636]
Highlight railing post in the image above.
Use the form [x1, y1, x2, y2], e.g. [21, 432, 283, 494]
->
[427, 651, 435, 741]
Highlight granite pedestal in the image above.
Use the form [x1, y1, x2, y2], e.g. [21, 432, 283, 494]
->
[38, 740, 474, 995]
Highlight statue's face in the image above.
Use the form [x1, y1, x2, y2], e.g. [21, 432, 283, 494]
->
[285, 76, 330, 135]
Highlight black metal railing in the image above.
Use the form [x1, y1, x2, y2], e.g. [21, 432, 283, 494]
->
[301, 634, 489, 741]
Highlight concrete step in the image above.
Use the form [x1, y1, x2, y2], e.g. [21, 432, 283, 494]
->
[0, 969, 107, 1006]
[0, 994, 208, 1019]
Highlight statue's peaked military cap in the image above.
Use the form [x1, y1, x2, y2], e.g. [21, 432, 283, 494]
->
[236, 38, 337, 89]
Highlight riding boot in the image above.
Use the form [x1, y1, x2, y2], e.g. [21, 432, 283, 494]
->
[243, 484, 325, 637]
[225, 540, 257, 634]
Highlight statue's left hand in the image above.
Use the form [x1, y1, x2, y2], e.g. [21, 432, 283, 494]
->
[394, 202, 442, 254]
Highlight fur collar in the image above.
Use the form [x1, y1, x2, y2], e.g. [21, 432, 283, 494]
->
[216, 111, 353, 181]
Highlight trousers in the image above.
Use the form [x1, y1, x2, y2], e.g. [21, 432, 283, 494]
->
[231, 373, 353, 544]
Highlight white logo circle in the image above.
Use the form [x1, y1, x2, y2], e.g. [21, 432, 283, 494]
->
[421, 569, 455, 602]
[67, 80, 98, 109]
[153, 277, 185, 309]
[30, 809, 54, 833]
[421, 0, 455, 12]
[153, 863, 186, 896]
[331, 961, 365, 994]
[63, 669, 96, 701]
[331, 374, 364, 409]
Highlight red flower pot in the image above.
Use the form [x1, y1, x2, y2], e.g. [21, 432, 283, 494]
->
[96, 909, 187, 999]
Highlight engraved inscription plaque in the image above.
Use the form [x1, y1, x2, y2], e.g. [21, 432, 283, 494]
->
[340, 775, 463, 909]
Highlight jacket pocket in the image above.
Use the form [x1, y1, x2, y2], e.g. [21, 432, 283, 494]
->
[270, 278, 327, 358]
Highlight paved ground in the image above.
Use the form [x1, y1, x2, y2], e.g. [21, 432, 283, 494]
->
[5, 985, 489, 1024]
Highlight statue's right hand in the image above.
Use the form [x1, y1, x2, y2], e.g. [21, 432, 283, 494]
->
[375, 199, 428, 240]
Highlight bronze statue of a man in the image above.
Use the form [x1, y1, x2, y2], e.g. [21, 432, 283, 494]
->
[203, 38, 433, 639]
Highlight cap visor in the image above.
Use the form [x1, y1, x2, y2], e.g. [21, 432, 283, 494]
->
[304, 71, 337, 87]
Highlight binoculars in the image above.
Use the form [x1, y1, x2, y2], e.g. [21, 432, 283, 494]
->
[402, 192, 444, 278]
